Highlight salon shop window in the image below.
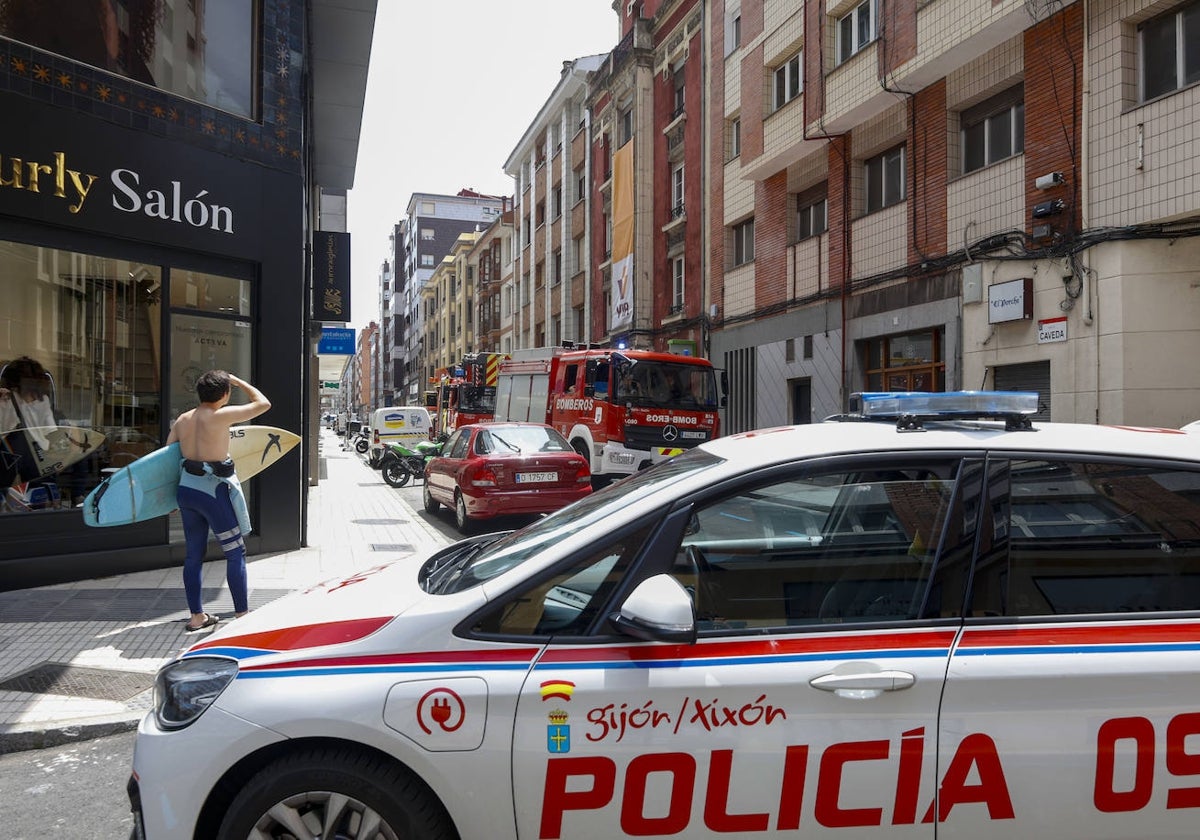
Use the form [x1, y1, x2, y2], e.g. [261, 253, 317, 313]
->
[0, 0, 260, 119]
[0, 239, 254, 517]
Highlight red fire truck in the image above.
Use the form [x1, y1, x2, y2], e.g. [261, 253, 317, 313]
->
[431, 352, 508, 437]
[494, 344, 724, 484]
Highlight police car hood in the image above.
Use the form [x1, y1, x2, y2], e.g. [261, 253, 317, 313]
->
[181, 556, 453, 661]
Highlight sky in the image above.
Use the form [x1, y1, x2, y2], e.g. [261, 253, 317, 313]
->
[345, 2, 622, 330]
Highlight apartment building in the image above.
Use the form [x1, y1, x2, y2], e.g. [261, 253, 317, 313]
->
[392, 191, 506, 405]
[469, 210, 518, 356]
[582, 1, 709, 356]
[505, 55, 606, 350]
[709, 0, 1200, 432]
[421, 232, 481, 380]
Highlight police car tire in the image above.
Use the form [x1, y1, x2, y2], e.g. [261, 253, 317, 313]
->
[217, 747, 456, 839]
[423, 481, 439, 513]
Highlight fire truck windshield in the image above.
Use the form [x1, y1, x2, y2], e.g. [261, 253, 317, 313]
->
[459, 383, 496, 413]
[614, 360, 717, 409]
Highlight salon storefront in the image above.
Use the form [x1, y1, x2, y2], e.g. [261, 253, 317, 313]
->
[0, 89, 305, 589]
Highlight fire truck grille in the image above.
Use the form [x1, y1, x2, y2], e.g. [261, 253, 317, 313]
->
[623, 425, 711, 451]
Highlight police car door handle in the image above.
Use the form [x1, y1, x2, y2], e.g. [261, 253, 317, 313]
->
[809, 670, 916, 694]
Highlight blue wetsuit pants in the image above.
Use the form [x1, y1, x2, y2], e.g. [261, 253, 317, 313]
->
[178, 479, 248, 615]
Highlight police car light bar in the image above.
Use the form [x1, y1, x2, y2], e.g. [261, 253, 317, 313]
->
[852, 391, 1040, 430]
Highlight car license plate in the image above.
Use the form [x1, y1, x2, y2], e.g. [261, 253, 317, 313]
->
[516, 471, 556, 483]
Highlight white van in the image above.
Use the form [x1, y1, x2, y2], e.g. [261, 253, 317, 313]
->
[367, 406, 432, 467]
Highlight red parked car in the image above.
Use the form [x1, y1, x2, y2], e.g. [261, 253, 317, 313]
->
[422, 422, 591, 533]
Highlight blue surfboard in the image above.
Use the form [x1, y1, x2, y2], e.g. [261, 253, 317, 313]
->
[83, 442, 182, 527]
[82, 426, 300, 527]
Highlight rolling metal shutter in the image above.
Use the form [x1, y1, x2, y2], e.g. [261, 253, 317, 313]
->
[993, 360, 1051, 420]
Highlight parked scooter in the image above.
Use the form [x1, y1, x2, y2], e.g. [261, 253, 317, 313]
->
[380, 435, 446, 488]
[352, 429, 369, 454]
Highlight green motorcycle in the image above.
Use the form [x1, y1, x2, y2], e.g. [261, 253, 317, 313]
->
[380, 436, 445, 488]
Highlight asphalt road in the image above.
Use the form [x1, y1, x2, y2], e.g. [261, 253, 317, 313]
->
[367, 460, 541, 540]
[0, 729, 136, 839]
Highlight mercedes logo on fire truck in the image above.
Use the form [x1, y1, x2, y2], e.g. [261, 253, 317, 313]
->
[662, 425, 679, 442]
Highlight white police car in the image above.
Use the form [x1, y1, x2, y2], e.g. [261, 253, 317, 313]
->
[130, 392, 1200, 839]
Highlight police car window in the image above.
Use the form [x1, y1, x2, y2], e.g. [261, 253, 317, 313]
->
[427, 449, 722, 594]
[971, 459, 1200, 616]
[472, 526, 652, 638]
[671, 460, 960, 632]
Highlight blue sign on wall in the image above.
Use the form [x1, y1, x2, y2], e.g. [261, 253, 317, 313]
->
[317, 327, 355, 355]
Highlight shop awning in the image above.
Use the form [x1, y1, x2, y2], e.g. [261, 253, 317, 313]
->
[310, 0, 377, 192]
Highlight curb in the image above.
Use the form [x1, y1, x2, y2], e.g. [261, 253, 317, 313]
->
[0, 712, 142, 754]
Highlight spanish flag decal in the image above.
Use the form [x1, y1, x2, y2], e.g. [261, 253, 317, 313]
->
[540, 680, 576, 702]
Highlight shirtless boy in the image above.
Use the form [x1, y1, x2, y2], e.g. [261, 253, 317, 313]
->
[167, 370, 270, 632]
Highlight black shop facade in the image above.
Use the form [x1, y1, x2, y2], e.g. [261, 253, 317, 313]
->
[0, 91, 305, 589]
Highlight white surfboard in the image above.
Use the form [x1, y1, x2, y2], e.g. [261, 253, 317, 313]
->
[1, 425, 106, 482]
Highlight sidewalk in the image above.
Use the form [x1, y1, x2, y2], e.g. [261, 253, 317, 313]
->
[0, 429, 450, 754]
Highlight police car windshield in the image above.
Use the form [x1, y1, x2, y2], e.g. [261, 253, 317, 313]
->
[425, 449, 723, 595]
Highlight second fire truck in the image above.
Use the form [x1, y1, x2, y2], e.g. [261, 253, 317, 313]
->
[431, 352, 508, 437]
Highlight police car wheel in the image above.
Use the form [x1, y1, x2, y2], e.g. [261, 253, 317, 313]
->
[454, 492, 474, 534]
[422, 481, 439, 513]
[382, 461, 411, 488]
[218, 748, 455, 840]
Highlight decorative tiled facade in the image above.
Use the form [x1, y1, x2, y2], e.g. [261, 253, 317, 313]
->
[0, 0, 304, 171]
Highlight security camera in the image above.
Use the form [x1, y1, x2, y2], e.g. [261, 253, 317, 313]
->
[1035, 172, 1065, 190]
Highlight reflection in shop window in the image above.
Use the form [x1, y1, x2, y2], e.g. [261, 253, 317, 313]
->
[169, 312, 251, 424]
[169, 268, 250, 315]
[0, 0, 260, 118]
[0, 240, 161, 513]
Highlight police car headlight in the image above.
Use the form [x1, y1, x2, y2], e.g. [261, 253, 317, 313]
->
[153, 657, 238, 730]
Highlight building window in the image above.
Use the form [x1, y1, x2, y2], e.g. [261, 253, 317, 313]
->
[863, 329, 945, 392]
[673, 68, 686, 118]
[837, 0, 877, 65]
[421, 202, 436, 214]
[671, 164, 685, 218]
[671, 256, 685, 313]
[421, 228, 434, 240]
[961, 85, 1024, 174]
[0, 1, 260, 118]
[552, 185, 563, 219]
[1140, 2, 1200, 101]
[865, 145, 905, 213]
[553, 250, 562, 286]
[421, 254, 435, 267]
[797, 196, 827, 240]
[620, 108, 634, 145]
[733, 218, 755, 266]
[576, 171, 586, 203]
[726, 11, 742, 54]
[728, 117, 741, 159]
[773, 52, 803, 111]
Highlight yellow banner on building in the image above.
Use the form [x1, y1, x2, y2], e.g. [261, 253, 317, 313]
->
[611, 140, 634, 331]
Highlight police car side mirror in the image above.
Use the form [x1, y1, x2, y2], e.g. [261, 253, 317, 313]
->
[610, 575, 696, 644]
